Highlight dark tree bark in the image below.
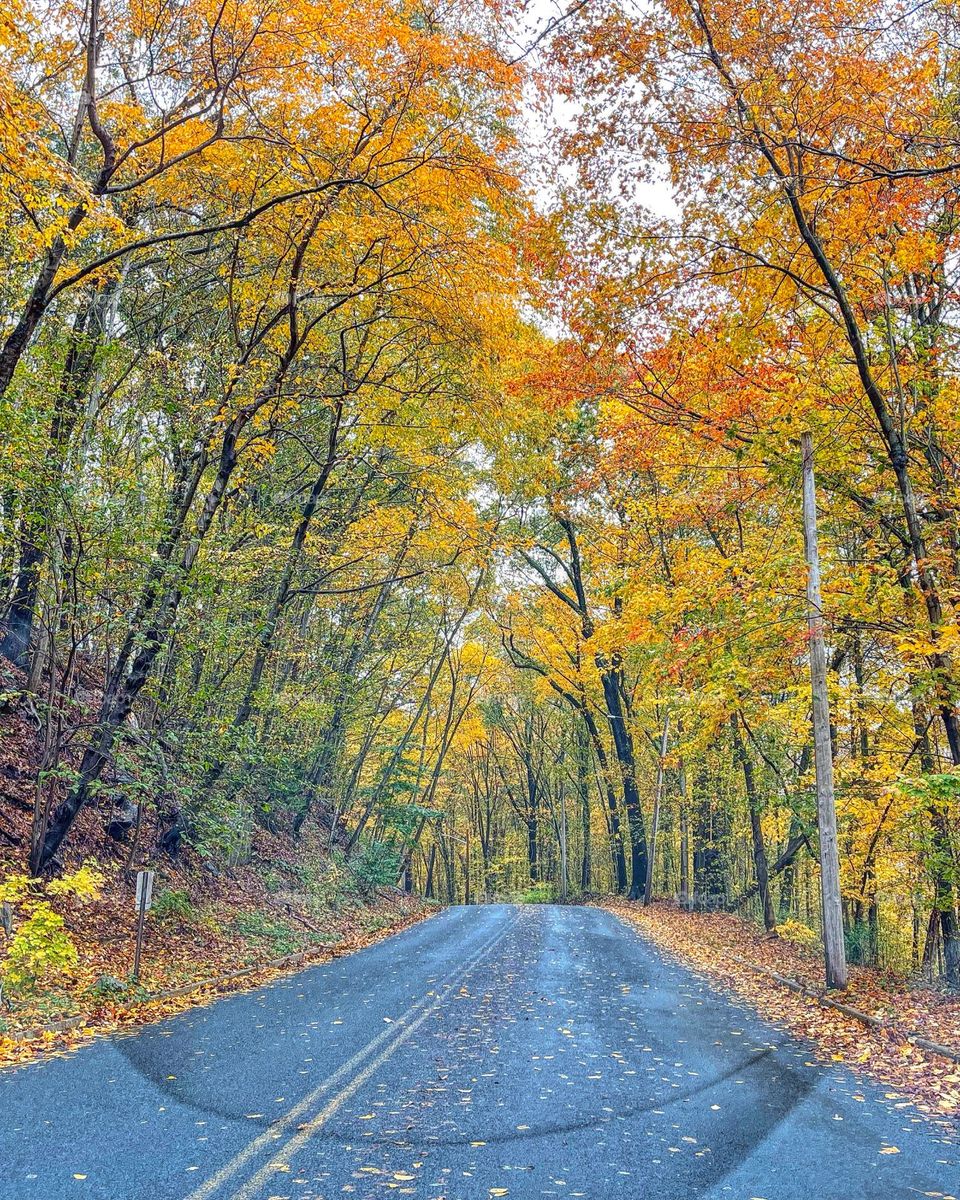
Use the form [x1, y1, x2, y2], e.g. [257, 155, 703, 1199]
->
[32, 421, 242, 870]
[199, 403, 343, 802]
[1, 290, 111, 667]
[678, 757, 690, 908]
[424, 843, 436, 899]
[696, 1, 960, 976]
[731, 716, 776, 932]
[298, 527, 415, 837]
[31, 287, 310, 872]
[576, 719, 592, 892]
[600, 667, 647, 899]
[691, 763, 727, 910]
[514, 516, 645, 892]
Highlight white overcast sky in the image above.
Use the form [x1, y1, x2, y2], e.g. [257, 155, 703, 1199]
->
[506, 0, 677, 218]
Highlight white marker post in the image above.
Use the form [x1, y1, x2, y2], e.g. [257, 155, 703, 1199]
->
[132, 869, 155, 984]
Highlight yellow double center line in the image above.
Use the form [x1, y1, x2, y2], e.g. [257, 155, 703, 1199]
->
[185, 911, 517, 1200]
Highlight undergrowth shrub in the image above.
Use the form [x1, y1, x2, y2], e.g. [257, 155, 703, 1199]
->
[349, 843, 402, 898]
[776, 918, 820, 951]
[0, 861, 104, 995]
[151, 888, 196, 923]
[86, 974, 129, 1000]
[518, 882, 557, 904]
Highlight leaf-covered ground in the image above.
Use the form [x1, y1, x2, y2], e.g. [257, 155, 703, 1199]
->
[600, 899, 960, 1126]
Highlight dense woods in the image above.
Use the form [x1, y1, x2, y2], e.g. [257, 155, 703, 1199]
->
[2, 0, 960, 1005]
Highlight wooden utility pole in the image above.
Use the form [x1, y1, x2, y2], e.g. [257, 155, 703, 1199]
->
[801, 432, 848, 990]
[678, 755, 690, 909]
[559, 779, 568, 903]
[643, 710, 671, 906]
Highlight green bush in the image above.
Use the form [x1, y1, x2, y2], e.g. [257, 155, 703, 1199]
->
[0, 862, 104, 993]
[262, 869, 283, 895]
[311, 862, 353, 907]
[151, 888, 196, 923]
[2, 905, 79, 990]
[518, 882, 557, 904]
[86, 974, 130, 1000]
[776, 918, 820, 950]
[349, 843, 402, 897]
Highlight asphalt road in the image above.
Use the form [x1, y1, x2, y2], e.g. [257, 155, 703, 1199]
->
[1, 903, 957, 1200]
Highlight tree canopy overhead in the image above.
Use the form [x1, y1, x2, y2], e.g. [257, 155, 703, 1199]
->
[1, 0, 959, 990]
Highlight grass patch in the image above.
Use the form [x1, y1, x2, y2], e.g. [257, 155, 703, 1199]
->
[231, 910, 305, 957]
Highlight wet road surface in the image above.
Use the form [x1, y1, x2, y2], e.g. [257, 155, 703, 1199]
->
[0, 903, 957, 1199]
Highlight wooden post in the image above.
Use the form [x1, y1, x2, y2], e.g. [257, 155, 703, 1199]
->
[643, 711, 671, 906]
[801, 432, 848, 990]
[131, 869, 154, 984]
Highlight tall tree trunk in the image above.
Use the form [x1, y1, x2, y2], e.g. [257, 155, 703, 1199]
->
[696, 13, 960, 762]
[31, 295, 308, 872]
[600, 666, 647, 899]
[643, 710, 670, 905]
[527, 813, 539, 883]
[577, 720, 592, 892]
[921, 905, 941, 976]
[930, 804, 960, 985]
[298, 547, 409, 838]
[678, 757, 690, 908]
[197, 412, 342, 801]
[692, 766, 726, 909]
[1, 290, 112, 667]
[776, 814, 805, 920]
[580, 704, 627, 891]
[801, 432, 848, 988]
[31, 422, 241, 870]
[731, 716, 775, 932]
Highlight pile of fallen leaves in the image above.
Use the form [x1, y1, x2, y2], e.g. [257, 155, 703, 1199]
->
[601, 899, 960, 1125]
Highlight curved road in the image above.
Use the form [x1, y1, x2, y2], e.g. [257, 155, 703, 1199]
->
[0, 904, 957, 1199]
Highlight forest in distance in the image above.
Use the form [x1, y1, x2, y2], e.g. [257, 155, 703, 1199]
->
[1, 0, 960, 1033]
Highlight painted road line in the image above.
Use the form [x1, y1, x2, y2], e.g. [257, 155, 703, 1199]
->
[185, 911, 517, 1200]
[227, 918, 515, 1200]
